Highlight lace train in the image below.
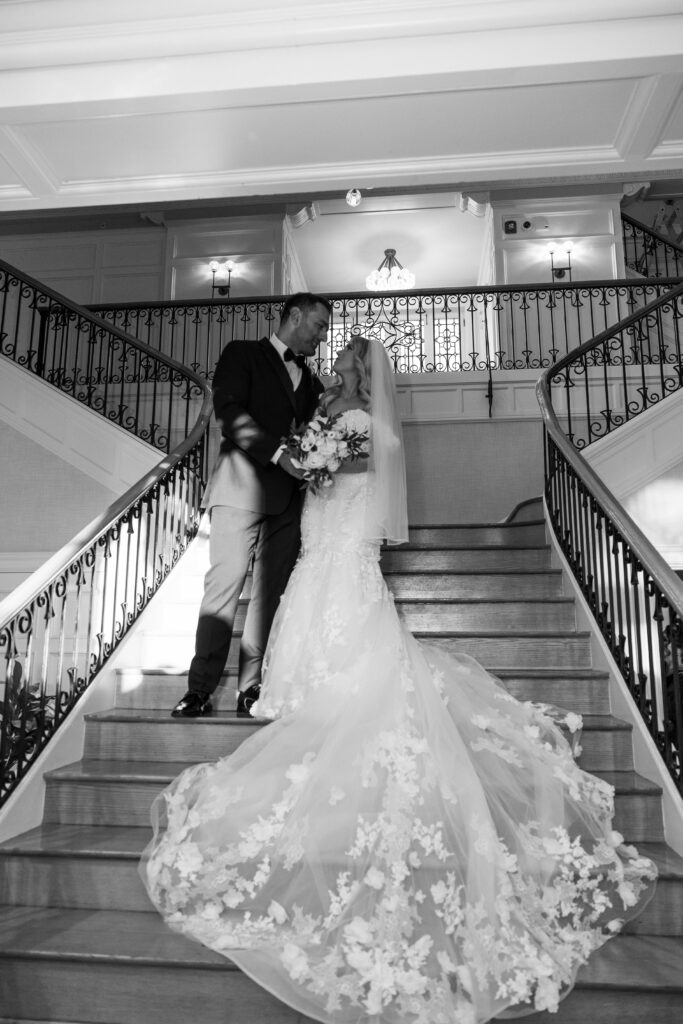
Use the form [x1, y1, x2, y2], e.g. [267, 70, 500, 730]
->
[141, 468, 657, 1024]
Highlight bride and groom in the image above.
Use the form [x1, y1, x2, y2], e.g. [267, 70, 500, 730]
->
[144, 300, 657, 1024]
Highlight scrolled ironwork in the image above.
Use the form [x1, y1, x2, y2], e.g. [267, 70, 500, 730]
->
[0, 258, 212, 807]
[90, 279, 681, 390]
[622, 212, 683, 280]
[538, 281, 683, 794]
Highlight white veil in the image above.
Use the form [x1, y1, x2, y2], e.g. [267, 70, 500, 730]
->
[363, 339, 409, 545]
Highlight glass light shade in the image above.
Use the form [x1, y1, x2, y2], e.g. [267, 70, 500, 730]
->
[366, 249, 415, 291]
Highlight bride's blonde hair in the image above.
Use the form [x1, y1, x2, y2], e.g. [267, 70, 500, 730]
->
[323, 335, 372, 409]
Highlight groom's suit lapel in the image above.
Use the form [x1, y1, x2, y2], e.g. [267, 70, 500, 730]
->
[258, 337, 297, 413]
[258, 337, 315, 416]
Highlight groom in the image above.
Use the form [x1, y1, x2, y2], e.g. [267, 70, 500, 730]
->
[171, 292, 330, 718]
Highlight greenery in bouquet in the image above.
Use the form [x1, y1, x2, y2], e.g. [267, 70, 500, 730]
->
[285, 409, 370, 492]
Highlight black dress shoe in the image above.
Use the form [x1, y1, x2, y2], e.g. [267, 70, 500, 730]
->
[236, 683, 261, 717]
[171, 690, 213, 718]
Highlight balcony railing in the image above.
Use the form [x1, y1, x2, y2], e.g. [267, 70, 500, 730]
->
[90, 280, 679, 387]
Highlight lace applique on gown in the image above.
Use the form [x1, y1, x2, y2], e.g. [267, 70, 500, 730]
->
[141, 418, 657, 1024]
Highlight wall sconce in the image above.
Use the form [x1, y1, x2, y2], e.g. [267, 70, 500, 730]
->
[209, 259, 235, 298]
[549, 243, 573, 282]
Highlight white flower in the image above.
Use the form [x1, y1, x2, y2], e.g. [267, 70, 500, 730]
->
[455, 964, 473, 995]
[534, 977, 560, 1013]
[305, 450, 327, 470]
[344, 916, 374, 946]
[564, 712, 583, 733]
[399, 969, 427, 995]
[286, 756, 314, 786]
[268, 900, 288, 924]
[618, 881, 638, 908]
[437, 950, 457, 974]
[281, 943, 309, 981]
[364, 867, 385, 890]
[431, 880, 447, 904]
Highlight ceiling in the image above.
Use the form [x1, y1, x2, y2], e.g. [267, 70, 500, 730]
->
[0, 1, 682, 292]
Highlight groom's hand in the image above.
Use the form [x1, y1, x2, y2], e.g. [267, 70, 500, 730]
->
[278, 451, 306, 480]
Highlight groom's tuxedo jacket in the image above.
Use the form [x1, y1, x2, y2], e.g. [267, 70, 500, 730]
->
[203, 337, 324, 515]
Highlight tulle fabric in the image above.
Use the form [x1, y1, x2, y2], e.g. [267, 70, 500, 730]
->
[141, 470, 657, 1024]
[364, 340, 408, 545]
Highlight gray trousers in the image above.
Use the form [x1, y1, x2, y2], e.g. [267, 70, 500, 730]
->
[188, 495, 301, 696]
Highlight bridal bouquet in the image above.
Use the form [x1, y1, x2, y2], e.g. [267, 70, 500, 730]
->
[285, 409, 370, 491]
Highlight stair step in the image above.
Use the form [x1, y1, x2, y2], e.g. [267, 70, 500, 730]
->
[81, 710, 632, 772]
[492, 668, 611, 714]
[129, 629, 595, 672]
[43, 761, 663, 839]
[406, 521, 547, 547]
[83, 712, 262, 763]
[381, 546, 552, 571]
[418, 633, 592, 668]
[384, 570, 564, 598]
[395, 598, 576, 632]
[0, 907, 681, 1024]
[187, 570, 565, 601]
[116, 667, 612, 714]
[155, 597, 577, 636]
[3, 825, 678, 931]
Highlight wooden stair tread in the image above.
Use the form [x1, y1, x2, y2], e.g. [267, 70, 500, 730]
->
[595, 771, 663, 794]
[385, 543, 551, 552]
[86, 709, 261, 725]
[415, 628, 590, 636]
[393, 596, 575, 605]
[120, 666, 610, 681]
[0, 824, 150, 858]
[493, 667, 609, 679]
[45, 759, 659, 796]
[85, 708, 631, 733]
[0, 907, 681, 991]
[577, 935, 683, 990]
[382, 568, 563, 576]
[0, 906, 230, 968]
[405, 520, 544, 528]
[4, 825, 682, 880]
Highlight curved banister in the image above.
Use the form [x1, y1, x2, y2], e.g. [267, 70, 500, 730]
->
[0, 257, 213, 806]
[622, 211, 683, 255]
[537, 281, 683, 792]
[622, 211, 683, 279]
[0, 397, 212, 626]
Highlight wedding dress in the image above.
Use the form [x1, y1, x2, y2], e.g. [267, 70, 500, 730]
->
[141, 412, 657, 1024]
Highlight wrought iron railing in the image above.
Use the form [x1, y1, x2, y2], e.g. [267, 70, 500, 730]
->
[538, 282, 683, 794]
[547, 283, 683, 451]
[90, 280, 679, 384]
[0, 260, 212, 806]
[0, 259, 203, 454]
[622, 212, 683, 280]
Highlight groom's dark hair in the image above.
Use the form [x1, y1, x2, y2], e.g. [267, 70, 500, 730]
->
[279, 292, 331, 326]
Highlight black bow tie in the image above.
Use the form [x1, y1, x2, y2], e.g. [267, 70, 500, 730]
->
[284, 348, 306, 369]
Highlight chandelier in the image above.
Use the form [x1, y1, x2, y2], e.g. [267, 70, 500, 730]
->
[365, 248, 415, 291]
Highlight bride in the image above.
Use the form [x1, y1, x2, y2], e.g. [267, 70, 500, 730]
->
[141, 336, 656, 1024]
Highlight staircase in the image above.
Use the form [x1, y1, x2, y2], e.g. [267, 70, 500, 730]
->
[1, 512, 682, 1024]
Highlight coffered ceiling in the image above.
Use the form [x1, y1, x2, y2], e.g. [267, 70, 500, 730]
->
[0, 0, 682, 216]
